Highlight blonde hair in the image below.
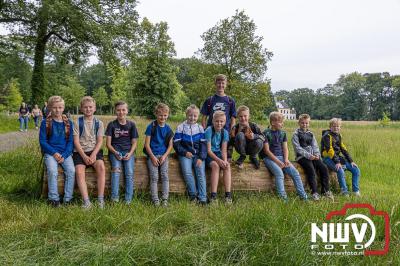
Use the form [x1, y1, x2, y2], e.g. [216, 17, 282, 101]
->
[155, 103, 170, 114]
[80, 96, 96, 108]
[47, 96, 65, 109]
[269, 111, 284, 122]
[212, 110, 226, 121]
[298, 114, 310, 121]
[185, 104, 199, 115]
[329, 118, 342, 127]
[214, 74, 227, 83]
[237, 105, 250, 116]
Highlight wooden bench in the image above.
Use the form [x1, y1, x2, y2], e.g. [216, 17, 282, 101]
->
[42, 156, 338, 197]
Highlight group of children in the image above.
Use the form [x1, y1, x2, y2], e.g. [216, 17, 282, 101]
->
[39, 74, 361, 208]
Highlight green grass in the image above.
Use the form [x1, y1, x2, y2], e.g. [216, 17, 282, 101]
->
[0, 114, 20, 133]
[0, 118, 399, 264]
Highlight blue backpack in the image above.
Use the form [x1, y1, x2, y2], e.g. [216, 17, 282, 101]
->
[78, 116, 100, 137]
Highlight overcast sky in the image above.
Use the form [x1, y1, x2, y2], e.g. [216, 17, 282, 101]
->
[136, 0, 400, 91]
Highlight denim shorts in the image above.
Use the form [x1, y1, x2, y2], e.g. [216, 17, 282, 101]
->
[206, 151, 222, 167]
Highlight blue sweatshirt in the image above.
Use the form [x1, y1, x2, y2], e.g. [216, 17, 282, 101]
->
[173, 121, 207, 160]
[39, 118, 74, 159]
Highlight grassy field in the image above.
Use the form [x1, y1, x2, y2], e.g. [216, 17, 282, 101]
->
[0, 114, 20, 133]
[0, 117, 399, 265]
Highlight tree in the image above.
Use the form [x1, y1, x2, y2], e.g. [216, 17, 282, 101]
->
[1, 1, 139, 104]
[59, 76, 85, 114]
[0, 78, 23, 112]
[110, 67, 128, 111]
[79, 64, 113, 96]
[287, 88, 316, 117]
[127, 19, 183, 117]
[391, 76, 400, 120]
[93, 86, 109, 115]
[199, 10, 273, 83]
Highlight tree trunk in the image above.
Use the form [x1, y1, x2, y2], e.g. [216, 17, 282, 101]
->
[30, 7, 49, 105]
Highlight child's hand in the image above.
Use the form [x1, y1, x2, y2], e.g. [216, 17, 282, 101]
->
[284, 159, 290, 167]
[115, 151, 122, 160]
[335, 163, 342, 171]
[53, 153, 62, 161]
[196, 159, 203, 167]
[217, 159, 226, 169]
[245, 132, 254, 140]
[89, 153, 97, 164]
[83, 154, 92, 165]
[277, 160, 285, 169]
[185, 152, 193, 158]
[151, 155, 160, 167]
[159, 155, 167, 165]
[123, 152, 132, 161]
[351, 162, 358, 168]
[222, 160, 230, 169]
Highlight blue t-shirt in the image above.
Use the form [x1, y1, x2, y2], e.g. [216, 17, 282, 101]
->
[145, 122, 173, 156]
[265, 130, 287, 157]
[204, 126, 229, 152]
[200, 94, 237, 131]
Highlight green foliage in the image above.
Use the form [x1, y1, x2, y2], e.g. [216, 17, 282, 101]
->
[378, 112, 391, 127]
[0, 78, 23, 112]
[199, 10, 273, 83]
[93, 86, 109, 115]
[109, 66, 128, 110]
[79, 64, 113, 96]
[59, 76, 86, 114]
[127, 19, 183, 117]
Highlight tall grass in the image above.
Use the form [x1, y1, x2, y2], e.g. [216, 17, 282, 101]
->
[0, 114, 20, 133]
[0, 119, 399, 264]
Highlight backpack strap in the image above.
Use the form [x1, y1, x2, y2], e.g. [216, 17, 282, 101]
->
[94, 117, 100, 136]
[78, 116, 84, 137]
[212, 127, 224, 149]
[62, 114, 70, 139]
[46, 114, 52, 139]
[207, 96, 214, 114]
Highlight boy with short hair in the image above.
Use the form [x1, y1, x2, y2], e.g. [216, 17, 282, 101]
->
[144, 103, 174, 207]
[205, 111, 232, 204]
[230, 106, 264, 169]
[173, 104, 208, 205]
[105, 101, 139, 204]
[73, 96, 106, 209]
[260, 112, 308, 201]
[39, 96, 75, 207]
[201, 74, 236, 133]
[292, 114, 333, 200]
[321, 118, 360, 197]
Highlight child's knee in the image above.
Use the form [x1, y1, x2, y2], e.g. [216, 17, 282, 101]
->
[235, 132, 246, 141]
[210, 161, 219, 171]
[112, 167, 121, 173]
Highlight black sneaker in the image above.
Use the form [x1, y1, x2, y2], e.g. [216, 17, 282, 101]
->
[48, 200, 60, 208]
[250, 157, 260, 169]
[236, 155, 246, 168]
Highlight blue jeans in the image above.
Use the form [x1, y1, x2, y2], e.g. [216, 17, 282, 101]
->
[19, 116, 29, 130]
[263, 156, 308, 199]
[44, 154, 75, 202]
[178, 155, 207, 202]
[323, 157, 360, 193]
[109, 152, 135, 202]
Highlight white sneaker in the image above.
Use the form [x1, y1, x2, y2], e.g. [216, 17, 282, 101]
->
[82, 201, 92, 209]
[323, 191, 334, 200]
[353, 191, 361, 197]
[312, 193, 321, 201]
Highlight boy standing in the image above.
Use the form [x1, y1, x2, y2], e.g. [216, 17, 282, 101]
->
[144, 103, 174, 207]
[201, 74, 236, 133]
[260, 112, 308, 201]
[205, 111, 232, 204]
[230, 106, 264, 169]
[105, 101, 139, 204]
[39, 96, 75, 207]
[73, 96, 106, 209]
[321, 118, 360, 197]
[292, 114, 333, 200]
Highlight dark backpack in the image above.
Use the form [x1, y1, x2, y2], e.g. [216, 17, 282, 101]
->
[143, 120, 174, 156]
[78, 116, 100, 137]
[211, 127, 225, 149]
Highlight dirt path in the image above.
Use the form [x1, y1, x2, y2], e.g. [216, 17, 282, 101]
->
[0, 130, 38, 153]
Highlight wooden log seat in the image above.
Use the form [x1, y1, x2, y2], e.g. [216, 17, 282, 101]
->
[42, 156, 338, 197]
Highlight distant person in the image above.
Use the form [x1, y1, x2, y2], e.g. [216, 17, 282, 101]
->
[200, 74, 236, 159]
[144, 103, 174, 207]
[260, 112, 308, 202]
[18, 102, 30, 132]
[292, 114, 333, 201]
[39, 96, 75, 207]
[321, 118, 361, 197]
[73, 96, 106, 209]
[105, 101, 139, 204]
[173, 104, 208, 205]
[229, 106, 264, 169]
[31, 104, 42, 129]
[205, 111, 232, 204]
[42, 101, 49, 118]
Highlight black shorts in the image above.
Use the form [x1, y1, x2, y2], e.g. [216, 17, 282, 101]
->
[73, 149, 104, 166]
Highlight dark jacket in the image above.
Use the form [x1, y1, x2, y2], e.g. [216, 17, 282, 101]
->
[229, 122, 265, 143]
[321, 129, 353, 164]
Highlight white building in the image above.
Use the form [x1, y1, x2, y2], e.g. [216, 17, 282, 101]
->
[276, 101, 296, 120]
